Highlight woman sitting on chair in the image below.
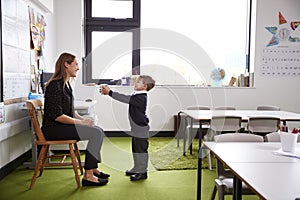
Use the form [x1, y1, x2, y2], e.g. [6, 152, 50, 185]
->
[41, 52, 109, 186]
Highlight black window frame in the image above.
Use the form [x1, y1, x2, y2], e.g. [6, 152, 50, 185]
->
[0, 0, 3, 102]
[83, 0, 140, 84]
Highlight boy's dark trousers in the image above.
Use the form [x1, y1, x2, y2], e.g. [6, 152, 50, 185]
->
[132, 135, 149, 173]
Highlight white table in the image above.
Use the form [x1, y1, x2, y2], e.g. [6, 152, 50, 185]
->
[178, 110, 300, 200]
[204, 142, 300, 200]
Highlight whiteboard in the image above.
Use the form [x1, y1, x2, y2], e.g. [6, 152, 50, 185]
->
[2, 0, 31, 102]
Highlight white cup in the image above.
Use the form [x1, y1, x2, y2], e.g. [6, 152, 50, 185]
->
[280, 131, 298, 152]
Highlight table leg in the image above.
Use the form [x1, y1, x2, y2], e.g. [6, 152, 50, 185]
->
[197, 121, 203, 200]
[183, 117, 187, 156]
[177, 112, 181, 148]
[233, 176, 242, 200]
[189, 117, 193, 155]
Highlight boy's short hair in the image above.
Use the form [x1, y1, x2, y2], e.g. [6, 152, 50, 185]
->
[139, 75, 155, 91]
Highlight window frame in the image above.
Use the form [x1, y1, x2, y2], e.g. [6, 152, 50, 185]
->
[83, 0, 140, 84]
[83, 0, 252, 86]
[0, 0, 3, 102]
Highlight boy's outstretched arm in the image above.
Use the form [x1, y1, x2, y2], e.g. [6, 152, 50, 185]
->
[99, 85, 131, 104]
[110, 91, 131, 104]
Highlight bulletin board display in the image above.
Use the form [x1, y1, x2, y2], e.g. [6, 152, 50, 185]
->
[2, 0, 31, 102]
[1, 0, 46, 103]
[260, 12, 300, 77]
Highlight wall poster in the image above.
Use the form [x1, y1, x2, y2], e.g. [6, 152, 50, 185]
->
[28, 6, 46, 93]
[261, 12, 300, 76]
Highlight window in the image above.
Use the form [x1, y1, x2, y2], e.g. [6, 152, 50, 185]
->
[140, 0, 252, 86]
[84, 0, 253, 86]
[84, 0, 140, 84]
[91, 0, 133, 18]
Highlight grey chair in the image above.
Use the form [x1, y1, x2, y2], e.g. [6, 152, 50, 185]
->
[185, 106, 210, 143]
[210, 133, 264, 200]
[214, 106, 236, 110]
[257, 105, 280, 111]
[182, 106, 212, 169]
[177, 106, 210, 150]
[204, 115, 242, 172]
[209, 115, 242, 135]
[264, 131, 281, 142]
[265, 131, 300, 142]
[247, 116, 280, 136]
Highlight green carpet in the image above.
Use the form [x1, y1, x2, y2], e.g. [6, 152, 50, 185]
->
[0, 137, 259, 200]
[149, 137, 214, 170]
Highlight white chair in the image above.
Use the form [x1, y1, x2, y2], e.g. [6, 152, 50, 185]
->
[214, 106, 236, 110]
[182, 106, 212, 170]
[265, 131, 300, 142]
[264, 131, 281, 142]
[257, 105, 280, 111]
[209, 115, 242, 135]
[185, 106, 210, 151]
[204, 115, 242, 172]
[247, 116, 280, 136]
[210, 133, 264, 200]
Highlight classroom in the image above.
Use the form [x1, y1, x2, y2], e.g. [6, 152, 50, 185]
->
[0, 0, 300, 199]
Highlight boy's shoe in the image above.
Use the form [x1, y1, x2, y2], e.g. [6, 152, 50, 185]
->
[130, 173, 147, 181]
[125, 169, 137, 176]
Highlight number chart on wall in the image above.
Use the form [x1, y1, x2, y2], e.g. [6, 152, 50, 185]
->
[261, 12, 300, 76]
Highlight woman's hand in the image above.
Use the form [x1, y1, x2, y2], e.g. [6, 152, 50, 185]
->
[80, 118, 94, 126]
[56, 114, 94, 126]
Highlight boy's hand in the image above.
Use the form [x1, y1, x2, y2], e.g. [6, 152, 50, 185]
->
[100, 84, 110, 95]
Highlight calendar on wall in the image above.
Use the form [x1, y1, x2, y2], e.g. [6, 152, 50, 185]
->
[260, 12, 300, 77]
[261, 46, 300, 76]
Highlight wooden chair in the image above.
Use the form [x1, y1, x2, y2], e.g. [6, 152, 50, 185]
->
[26, 99, 83, 189]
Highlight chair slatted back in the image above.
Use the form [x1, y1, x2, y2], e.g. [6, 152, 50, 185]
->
[26, 99, 46, 142]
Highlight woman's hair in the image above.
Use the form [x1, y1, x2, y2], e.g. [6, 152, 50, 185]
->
[45, 52, 76, 88]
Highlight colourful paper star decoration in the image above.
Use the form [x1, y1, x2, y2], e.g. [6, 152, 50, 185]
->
[265, 12, 300, 47]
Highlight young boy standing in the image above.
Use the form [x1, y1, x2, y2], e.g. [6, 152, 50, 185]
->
[100, 75, 155, 181]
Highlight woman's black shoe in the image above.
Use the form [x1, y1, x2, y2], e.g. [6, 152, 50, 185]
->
[82, 178, 108, 186]
[93, 172, 110, 179]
